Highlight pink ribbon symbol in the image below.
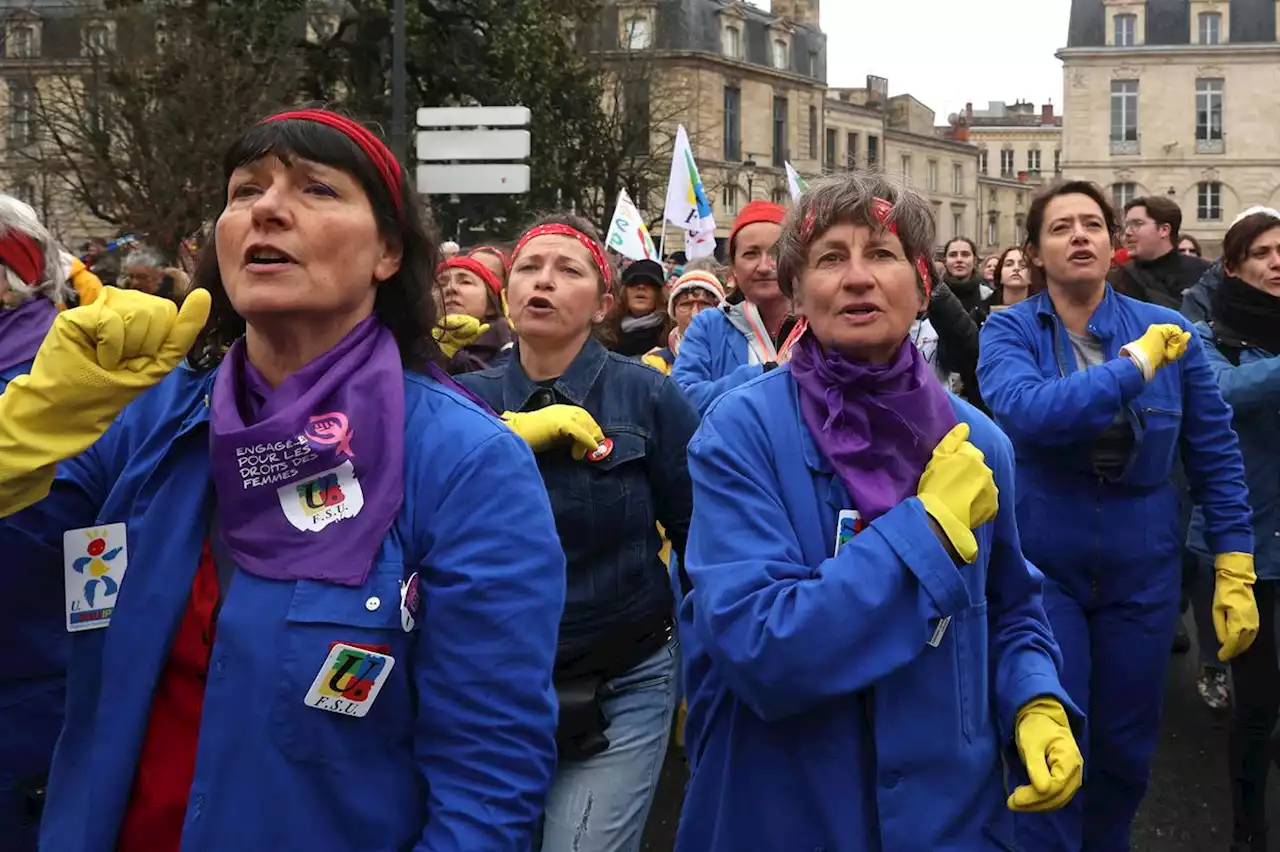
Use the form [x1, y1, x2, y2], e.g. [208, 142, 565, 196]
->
[305, 412, 355, 458]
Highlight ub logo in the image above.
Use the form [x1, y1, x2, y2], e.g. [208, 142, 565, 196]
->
[277, 460, 365, 533]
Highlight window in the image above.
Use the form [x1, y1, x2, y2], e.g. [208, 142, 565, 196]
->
[846, 133, 858, 170]
[1197, 181, 1222, 221]
[808, 51, 819, 77]
[978, 149, 988, 176]
[1198, 12, 1221, 45]
[10, 182, 33, 206]
[867, 135, 879, 170]
[7, 24, 35, 58]
[1014, 215, 1025, 245]
[772, 39, 789, 70]
[772, 96, 788, 168]
[987, 214, 998, 247]
[926, 159, 938, 191]
[722, 183, 739, 214]
[901, 155, 911, 180]
[952, 163, 964, 195]
[84, 22, 112, 55]
[1000, 149, 1015, 176]
[9, 84, 33, 146]
[1110, 80, 1139, 148]
[1112, 182, 1136, 209]
[808, 106, 818, 160]
[623, 16, 651, 49]
[1054, 149, 1062, 173]
[1196, 78, 1224, 145]
[723, 87, 741, 161]
[826, 128, 838, 168]
[1027, 149, 1042, 175]
[952, 211, 962, 239]
[722, 25, 741, 59]
[1114, 14, 1135, 46]
[771, 187, 788, 205]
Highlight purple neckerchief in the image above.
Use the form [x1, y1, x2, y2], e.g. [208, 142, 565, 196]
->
[0, 298, 58, 373]
[209, 316, 405, 586]
[790, 332, 958, 522]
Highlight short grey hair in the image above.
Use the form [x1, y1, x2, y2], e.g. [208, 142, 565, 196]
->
[776, 172, 936, 299]
[122, 245, 167, 270]
[681, 256, 726, 280]
[0, 194, 72, 308]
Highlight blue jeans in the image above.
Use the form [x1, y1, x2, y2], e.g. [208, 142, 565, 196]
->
[536, 637, 679, 852]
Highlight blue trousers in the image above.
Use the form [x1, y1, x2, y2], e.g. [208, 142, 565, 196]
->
[1014, 568, 1180, 851]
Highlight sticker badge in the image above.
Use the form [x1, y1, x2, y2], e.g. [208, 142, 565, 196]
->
[303, 643, 396, 717]
[277, 460, 365, 533]
[63, 523, 128, 632]
[834, 509, 866, 557]
[400, 572, 421, 633]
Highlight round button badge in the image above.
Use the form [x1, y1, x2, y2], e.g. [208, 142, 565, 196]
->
[587, 439, 614, 463]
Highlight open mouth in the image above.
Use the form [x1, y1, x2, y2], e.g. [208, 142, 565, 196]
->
[526, 296, 554, 311]
[244, 244, 297, 267]
[1068, 250, 1095, 262]
[840, 304, 881, 319]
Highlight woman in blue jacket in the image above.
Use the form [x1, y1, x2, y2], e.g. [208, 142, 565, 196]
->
[672, 201, 804, 413]
[978, 180, 1258, 852]
[676, 172, 1082, 852]
[459, 214, 699, 852]
[0, 109, 566, 852]
[1186, 209, 1280, 852]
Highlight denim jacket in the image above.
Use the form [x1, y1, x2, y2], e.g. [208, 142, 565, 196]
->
[460, 338, 699, 649]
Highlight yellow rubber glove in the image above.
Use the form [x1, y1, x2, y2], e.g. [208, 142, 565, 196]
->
[916, 423, 999, 563]
[1118, 323, 1192, 382]
[1213, 552, 1260, 662]
[1008, 697, 1084, 813]
[432, 314, 490, 358]
[501, 405, 606, 461]
[0, 287, 211, 517]
[67, 255, 103, 307]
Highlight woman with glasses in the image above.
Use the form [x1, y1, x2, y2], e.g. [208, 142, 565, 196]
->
[644, 269, 726, 375]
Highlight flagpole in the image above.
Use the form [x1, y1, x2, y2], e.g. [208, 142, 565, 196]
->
[658, 220, 668, 261]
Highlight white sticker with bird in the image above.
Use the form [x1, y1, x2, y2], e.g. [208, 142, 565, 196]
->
[63, 524, 129, 632]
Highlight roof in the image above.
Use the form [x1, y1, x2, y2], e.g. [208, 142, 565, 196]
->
[1068, 0, 1277, 46]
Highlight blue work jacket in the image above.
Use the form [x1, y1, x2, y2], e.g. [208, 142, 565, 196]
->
[0, 361, 565, 852]
[1, 358, 68, 849]
[459, 337, 698, 652]
[675, 366, 1075, 852]
[671, 306, 765, 414]
[977, 288, 1251, 601]
[1188, 323, 1280, 581]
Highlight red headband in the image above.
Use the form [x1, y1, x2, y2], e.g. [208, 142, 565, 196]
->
[0, 230, 44, 287]
[437, 256, 502, 296]
[468, 245, 510, 273]
[513, 224, 613, 291]
[261, 109, 404, 221]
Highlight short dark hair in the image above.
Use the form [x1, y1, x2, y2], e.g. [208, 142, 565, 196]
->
[189, 115, 442, 371]
[943, 237, 977, 258]
[514, 212, 609, 296]
[1178, 234, 1203, 257]
[1222, 212, 1280, 273]
[1125, 196, 1182, 243]
[1023, 180, 1119, 294]
[991, 246, 1022, 288]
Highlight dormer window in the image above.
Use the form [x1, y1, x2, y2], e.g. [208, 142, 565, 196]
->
[7, 22, 37, 58]
[624, 15, 651, 50]
[1113, 14, 1135, 46]
[772, 38, 789, 70]
[83, 21, 115, 56]
[722, 25, 741, 59]
[1198, 12, 1222, 44]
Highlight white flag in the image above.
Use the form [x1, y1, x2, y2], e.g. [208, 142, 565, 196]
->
[605, 189, 659, 262]
[663, 125, 717, 259]
[785, 161, 808, 204]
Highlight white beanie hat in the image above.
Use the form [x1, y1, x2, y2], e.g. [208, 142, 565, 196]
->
[1231, 206, 1280, 228]
[667, 270, 726, 315]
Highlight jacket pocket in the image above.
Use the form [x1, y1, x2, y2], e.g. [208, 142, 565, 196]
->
[954, 600, 991, 743]
[575, 427, 649, 544]
[1136, 398, 1182, 480]
[270, 561, 412, 764]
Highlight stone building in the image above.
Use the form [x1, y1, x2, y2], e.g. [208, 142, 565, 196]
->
[1061, 0, 1280, 255]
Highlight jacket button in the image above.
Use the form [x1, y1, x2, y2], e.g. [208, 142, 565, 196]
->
[365, 596, 381, 611]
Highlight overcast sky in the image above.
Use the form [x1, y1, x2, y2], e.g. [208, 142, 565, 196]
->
[750, 1, 1071, 122]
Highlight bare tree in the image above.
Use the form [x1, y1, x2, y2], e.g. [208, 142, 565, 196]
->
[21, 0, 305, 254]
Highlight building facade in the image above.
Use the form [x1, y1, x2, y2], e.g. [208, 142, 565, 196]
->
[1061, 0, 1280, 254]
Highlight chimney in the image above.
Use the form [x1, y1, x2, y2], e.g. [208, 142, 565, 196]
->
[966, 101, 973, 122]
[1041, 103, 1055, 125]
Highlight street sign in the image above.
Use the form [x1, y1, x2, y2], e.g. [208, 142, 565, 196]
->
[415, 106, 532, 196]
[416, 106, 532, 128]
[416, 130, 531, 162]
[416, 164, 531, 195]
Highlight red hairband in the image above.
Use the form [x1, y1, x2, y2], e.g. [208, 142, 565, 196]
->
[261, 109, 404, 222]
[0, 230, 44, 287]
[513, 224, 613, 291]
[799, 197, 931, 298]
[436, 256, 502, 296]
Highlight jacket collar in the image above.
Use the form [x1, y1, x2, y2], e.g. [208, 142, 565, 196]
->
[501, 336, 609, 411]
[1033, 283, 1120, 339]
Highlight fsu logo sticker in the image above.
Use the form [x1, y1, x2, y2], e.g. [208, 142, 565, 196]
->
[277, 460, 365, 532]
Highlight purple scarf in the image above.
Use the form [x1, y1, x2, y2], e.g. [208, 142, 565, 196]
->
[0, 298, 58, 373]
[790, 332, 958, 522]
[209, 316, 405, 586]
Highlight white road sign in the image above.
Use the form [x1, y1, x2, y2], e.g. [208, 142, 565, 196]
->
[416, 106, 532, 128]
[416, 130, 531, 162]
[415, 106, 532, 196]
[416, 164, 531, 195]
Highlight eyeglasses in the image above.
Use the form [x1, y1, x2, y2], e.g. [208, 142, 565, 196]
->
[1122, 219, 1150, 233]
[675, 298, 717, 314]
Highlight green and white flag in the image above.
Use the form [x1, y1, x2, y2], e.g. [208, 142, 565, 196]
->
[785, 161, 808, 203]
